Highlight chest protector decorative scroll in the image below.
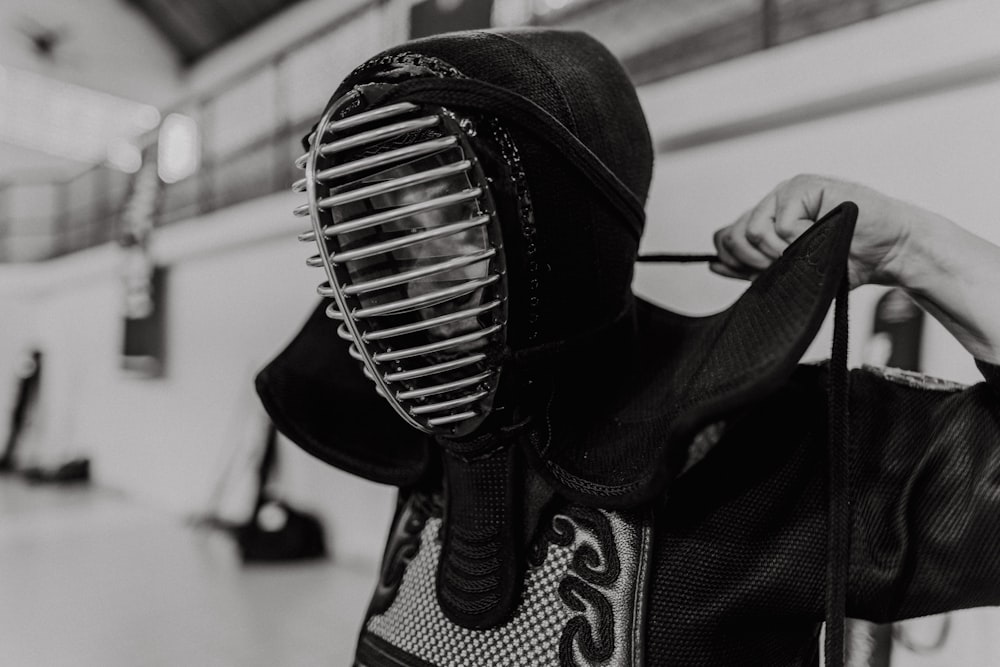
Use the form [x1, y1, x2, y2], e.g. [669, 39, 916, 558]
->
[355, 493, 653, 667]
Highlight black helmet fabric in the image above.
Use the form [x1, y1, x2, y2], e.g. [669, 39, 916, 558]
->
[258, 25, 858, 519]
[323, 29, 654, 354]
[257, 28, 860, 665]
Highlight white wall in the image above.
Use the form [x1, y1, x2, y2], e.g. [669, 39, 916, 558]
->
[0, 0, 181, 107]
[184, 0, 408, 110]
[0, 192, 395, 564]
[0, 0, 414, 567]
[636, 0, 1000, 385]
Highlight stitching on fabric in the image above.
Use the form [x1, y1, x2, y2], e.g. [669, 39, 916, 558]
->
[631, 513, 652, 667]
[547, 507, 619, 665]
[486, 32, 579, 135]
[861, 364, 967, 392]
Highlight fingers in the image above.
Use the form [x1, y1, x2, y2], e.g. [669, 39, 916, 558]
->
[713, 207, 775, 277]
[745, 197, 788, 259]
[710, 175, 836, 280]
[713, 222, 753, 277]
[773, 174, 828, 242]
[709, 261, 757, 281]
[772, 193, 817, 244]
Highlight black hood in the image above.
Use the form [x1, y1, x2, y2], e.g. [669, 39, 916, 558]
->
[257, 27, 857, 507]
[321, 29, 653, 353]
[257, 28, 659, 487]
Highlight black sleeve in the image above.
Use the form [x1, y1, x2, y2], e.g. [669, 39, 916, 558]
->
[977, 359, 1000, 388]
[847, 360, 1000, 622]
[644, 362, 999, 664]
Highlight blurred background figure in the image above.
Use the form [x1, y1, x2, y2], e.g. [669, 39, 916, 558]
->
[0, 348, 42, 473]
[0, 0, 998, 665]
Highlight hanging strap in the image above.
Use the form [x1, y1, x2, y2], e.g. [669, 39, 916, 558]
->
[637, 253, 720, 263]
[824, 276, 852, 667]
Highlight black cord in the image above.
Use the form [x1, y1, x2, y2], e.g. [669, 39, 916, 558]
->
[824, 275, 852, 667]
[636, 253, 720, 263]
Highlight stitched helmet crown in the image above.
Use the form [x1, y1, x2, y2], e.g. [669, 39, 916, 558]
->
[292, 30, 653, 437]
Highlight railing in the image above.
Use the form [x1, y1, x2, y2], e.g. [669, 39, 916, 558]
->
[0, 125, 303, 262]
[0, 0, 380, 263]
[0, 0, 941, 263]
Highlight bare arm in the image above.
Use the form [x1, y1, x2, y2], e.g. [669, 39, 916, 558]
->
[888, 208, 1000, 364]
[711, 174, 1000, 365]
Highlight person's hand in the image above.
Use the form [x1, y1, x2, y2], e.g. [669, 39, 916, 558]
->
[710, 174, 919, 288]
[713, 174, 1000, 363]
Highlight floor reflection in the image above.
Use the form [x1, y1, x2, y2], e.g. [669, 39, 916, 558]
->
[0, 479, 375, 666]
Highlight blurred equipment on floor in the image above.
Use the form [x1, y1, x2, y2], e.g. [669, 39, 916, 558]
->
[197, 420, 328, 564]
[20, 458, 91, 486]
[0, 349, 43, 474]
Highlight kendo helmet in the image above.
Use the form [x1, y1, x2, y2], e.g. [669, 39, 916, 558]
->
[291, 30, 654, 440]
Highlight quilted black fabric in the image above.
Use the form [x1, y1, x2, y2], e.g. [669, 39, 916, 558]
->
[437, 443, 522, 629]
[646, 361, 1000, 665]
[327, 29, 652, 353]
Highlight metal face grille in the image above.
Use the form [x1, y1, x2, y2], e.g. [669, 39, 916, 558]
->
[293, 91, 508, 437]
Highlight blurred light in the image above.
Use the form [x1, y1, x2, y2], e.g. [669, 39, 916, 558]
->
[0, 65, 161, 172]
[494, 0, 586, 23]
[492, 0, 532, 25]
[541, 0, 571, 11]
[106, 139, 143, 174]
[157, 113, 200, 184]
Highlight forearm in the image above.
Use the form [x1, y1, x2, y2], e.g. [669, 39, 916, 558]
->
[888, 207, 1000, 365]
[712, 174, 1000, 365]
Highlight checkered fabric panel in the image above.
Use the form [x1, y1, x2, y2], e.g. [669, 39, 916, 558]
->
[367, 517, 574, 666]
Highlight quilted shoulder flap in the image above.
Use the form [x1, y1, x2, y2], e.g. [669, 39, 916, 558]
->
[255, 301, 430, 487]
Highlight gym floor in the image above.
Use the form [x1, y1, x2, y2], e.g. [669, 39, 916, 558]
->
[0, 479, 376, 666]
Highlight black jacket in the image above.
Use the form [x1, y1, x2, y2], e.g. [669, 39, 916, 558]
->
[646, 360, 1000, 665]
[262, 321, 1000, 667]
